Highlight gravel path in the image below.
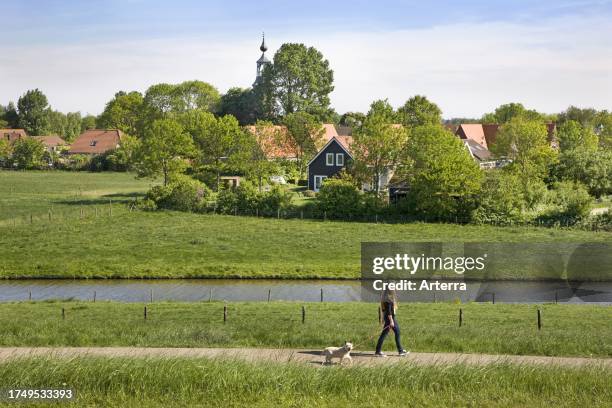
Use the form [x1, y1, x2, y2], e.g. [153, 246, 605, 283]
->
[0, 347, 610, 368]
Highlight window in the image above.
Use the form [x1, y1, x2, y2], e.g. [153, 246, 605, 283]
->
[314, 175, 327, 192]
[326, 153, 334, 166]
[336, 153, 344, 166]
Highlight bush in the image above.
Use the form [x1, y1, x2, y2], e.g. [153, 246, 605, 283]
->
[316, 178, 363, 219]
[472, 171, 526, 225]
[216, 182, 292, 215]
[537, 181, 592, 225]
[303, 190, 316, 198]
[145, 176, 212, 212]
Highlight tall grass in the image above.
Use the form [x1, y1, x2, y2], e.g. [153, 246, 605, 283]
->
[0, 301, 610, 357]
[0, 356, 609, 407]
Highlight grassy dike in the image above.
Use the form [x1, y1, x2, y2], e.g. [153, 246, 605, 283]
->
[1, 357, 610, 407]
[0, 302, 610, 357]
[2, 211, 611, 279]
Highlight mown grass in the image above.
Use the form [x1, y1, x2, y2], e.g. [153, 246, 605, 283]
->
[0, 301, 610, 357]
[1, 170, 610, 279]
[0, 356, 610, 407]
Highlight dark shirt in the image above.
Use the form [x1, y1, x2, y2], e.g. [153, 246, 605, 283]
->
[382, 301, 395, 317]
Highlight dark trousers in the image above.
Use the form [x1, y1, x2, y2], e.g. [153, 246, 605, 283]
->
[375, 315, 403, 353]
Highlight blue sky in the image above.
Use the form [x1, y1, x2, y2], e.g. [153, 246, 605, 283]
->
[1, 0, 611, 117]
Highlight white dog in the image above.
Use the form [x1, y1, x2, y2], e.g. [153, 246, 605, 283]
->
[323, 342, 353, 365]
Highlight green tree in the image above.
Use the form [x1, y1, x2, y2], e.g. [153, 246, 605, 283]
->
[0, 139, 13, 167]
[219, 87, 261, 125]
[11, 138, 46, 169]
[97, 91, 144, 137]
[473, 171, 525, 224]
[81, 115, 97, 132]
[136, 119, 195, 186]
[180, 111, 246, 190]
[262, 43, 334, 120]
[396, 95, 442, 127]
[482, 103, 544, 124]
[352, 100, 408, 193]
[17, 89, 50, 135]
[553, 148, 612, 197]
[46, 110, 82, 142]
[491, 118, 557, 196]
[245, 120, 283, 191]
[0, 102, 19, 128]
[557, 120, 598, 152]
[339, 112, 365, 128]
[174, 80, 220, 113]
[399, 125, 483, 221]
[282, 112, 324, 181]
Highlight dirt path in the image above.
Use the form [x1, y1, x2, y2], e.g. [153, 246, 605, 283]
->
[0, 347, 610, 368]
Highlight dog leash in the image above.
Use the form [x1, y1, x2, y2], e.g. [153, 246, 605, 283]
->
[352, 324, 391, 348]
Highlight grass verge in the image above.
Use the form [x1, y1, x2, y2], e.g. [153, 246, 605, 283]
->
[0, 356, 610, 407]
[0, 301, 610, 357]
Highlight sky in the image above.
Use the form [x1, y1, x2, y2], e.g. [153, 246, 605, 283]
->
[1, 0, 611, 118]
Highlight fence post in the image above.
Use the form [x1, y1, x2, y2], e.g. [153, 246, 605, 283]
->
[150, 289, 153, 303]
[300, 210, 303, 219]
[459, 308, 463, 327]
[324, 211, 327, 221]
[554, 291, 558, 304]
[109, 199, 112, 216]
[433, 292, 436, 303]
[62, 307, 65, 320]
[267, 289, 271, 302]
[29, 291, 32, 301]
[144, 306, 147, 320]
[302, 306, 306, 324]
[320, 288, 324, 302]
[93, 291, 96, 302]
[30, 214, 33, 224]
[48, 209, 52, 222]
[537, 308, 542, 330]
[492, 292, 495, 304]
[277, 208, 280, 219]
[209, 288, 213, 302]
[80, 207, 83, 219]
[223, 304, 227, 323]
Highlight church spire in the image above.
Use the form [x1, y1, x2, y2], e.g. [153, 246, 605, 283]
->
[254, 32, 270, 86]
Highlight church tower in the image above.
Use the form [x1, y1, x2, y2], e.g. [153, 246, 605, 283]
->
[253, 33, 270, 86]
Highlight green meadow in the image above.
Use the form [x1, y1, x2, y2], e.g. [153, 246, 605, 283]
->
[2, 171, 611, 279]
[0, 301, 610, 357]
[0, 356, 610, 407]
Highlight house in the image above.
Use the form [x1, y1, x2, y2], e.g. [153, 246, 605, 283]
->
[307, 136, 353, 192]
[33, 135, 66, 153]
[1, 129, 28, 143]
[68, 129, 122, 155]
[245, 124, 297, 160]
[455, 123, 557, 150]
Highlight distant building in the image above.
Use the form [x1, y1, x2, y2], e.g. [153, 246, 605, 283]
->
[253, 33, 271, 86]
[1, 129, 28, 143]
[307, 136, 353, 192]
[68, 129, 122, 155]
[33, 135, 66, 153]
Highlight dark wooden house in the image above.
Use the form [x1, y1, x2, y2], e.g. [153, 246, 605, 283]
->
[307, 137, 353, 192]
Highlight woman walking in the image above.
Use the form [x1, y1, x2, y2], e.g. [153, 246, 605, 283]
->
[375, 288, 409, 357]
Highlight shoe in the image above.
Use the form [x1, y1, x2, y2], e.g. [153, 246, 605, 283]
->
[374, 352, 387, 358]
[398, 350, 410, 356]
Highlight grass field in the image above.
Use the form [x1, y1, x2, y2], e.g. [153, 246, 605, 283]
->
[0, 301, 610, 357]
[0, 356, 609, 407]
[1, 170, 611, 279]
[0, 170, 152, 223]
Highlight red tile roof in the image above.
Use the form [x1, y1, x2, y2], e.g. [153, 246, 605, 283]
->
[33, 135, 66, 148]
[456, 123, 556, 150]
[68, 129, 122, 155]
[0, 129, 28, 143]
[245, 125, 297, 160]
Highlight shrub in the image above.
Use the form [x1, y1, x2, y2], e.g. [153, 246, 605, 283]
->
[145, 175, 211, 212]
[303, 190, 316, 198]
[472, 171, 526, 225]
[316, 178, 363, 219]
[216, 183, 292, 215]
[537, 181, 592, 225]
[259, 185, 292, 215]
